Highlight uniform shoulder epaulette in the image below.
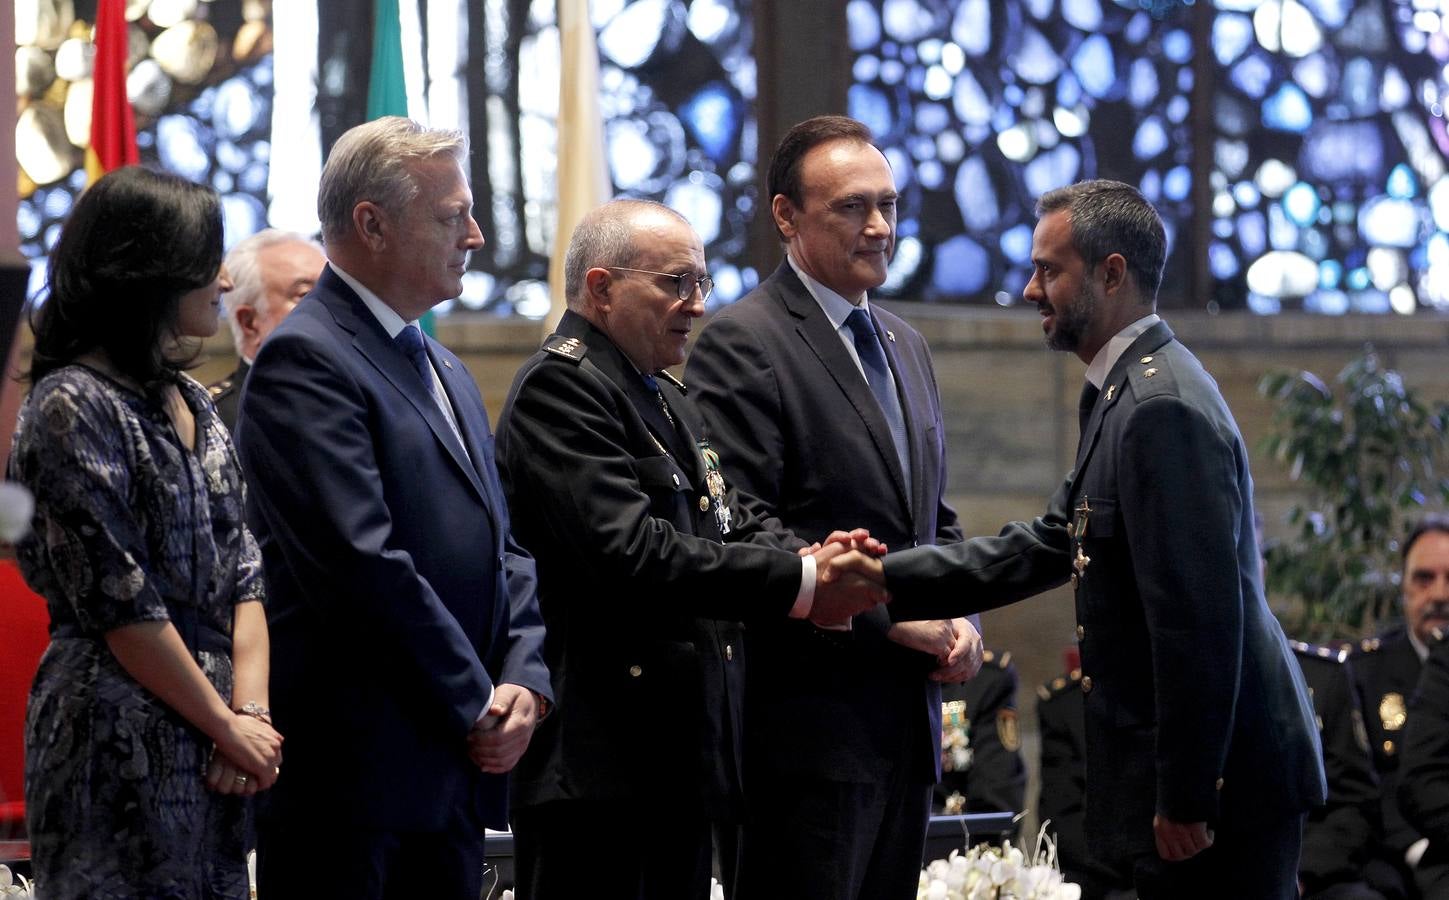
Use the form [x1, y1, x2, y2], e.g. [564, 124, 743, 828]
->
[206, 378, 234, 400]
[1125, 350, 1176, 400]
[655, 369, 688, 395]
[542, 334, 587, 364]
[1290, 639, 1351, 664]
[1355, 636, 1384, 655]
[980, 648, 1012, 670]
[1036, 667, 1081, 701]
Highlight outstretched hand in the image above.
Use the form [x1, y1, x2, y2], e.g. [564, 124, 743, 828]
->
[809, 543, 889, 627]
[798, 527, 888, 559]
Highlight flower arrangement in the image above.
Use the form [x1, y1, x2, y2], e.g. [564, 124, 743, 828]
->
[0, 865, 34, 898]
[917, 827, 1080, 900]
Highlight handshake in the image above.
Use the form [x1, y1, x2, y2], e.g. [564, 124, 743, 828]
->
[800, 528, 891, 628]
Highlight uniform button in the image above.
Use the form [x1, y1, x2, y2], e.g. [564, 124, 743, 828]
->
[1081, 676, 1093, 694]
[1140, 356, 1153, 364]
[671, 473, 680, 487]
[1215, 777, 1224, 791]
[725, 644, 734, 661]
[1075, 625, 1085, 640]
[1384, 739, 1396, 756]
[629, 665, 642, 677]
[699, 496, 710, 511]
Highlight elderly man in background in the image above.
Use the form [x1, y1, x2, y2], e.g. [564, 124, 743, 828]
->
[208, 229, 324, 430]
[237, 117, 551, 900]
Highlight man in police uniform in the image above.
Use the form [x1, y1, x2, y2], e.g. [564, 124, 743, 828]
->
[1293, 640, 1383, 900]
[934, 649, 1026, 824]
[1402, 627, 1449, 898]
[1352, 515, 1449, 898]
[832, 180, 1325, 898]
[208, 229, 325, 431]
[494, 199, 891, 899]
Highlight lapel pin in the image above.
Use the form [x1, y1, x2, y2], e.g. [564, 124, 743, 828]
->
[1105, 384, 1115, 401]
[885, 329, 896, 342]
[443, 360, 453, 369]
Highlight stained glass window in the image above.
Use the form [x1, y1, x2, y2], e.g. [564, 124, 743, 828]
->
[15, 1, 273, 297]
[1211, 0, 1449, 314]
[846, 0, 1196, 306]
[452, 0, 758, 317]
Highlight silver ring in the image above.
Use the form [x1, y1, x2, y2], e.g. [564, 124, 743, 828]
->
[234, 774, 248, 785]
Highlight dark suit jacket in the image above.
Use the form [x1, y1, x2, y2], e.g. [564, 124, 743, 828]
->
[236, 265, 551, 832]
[495, 310, 806, 816]
[206, 360, 246, 433]
[884, 322, 1325, 864]
[686, 261, 962, 786]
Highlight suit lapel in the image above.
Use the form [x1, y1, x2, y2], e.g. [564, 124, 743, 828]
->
[317, 268, 493, 509]
[1072, 321, 1176, 478]
[773, 265, 912, 514]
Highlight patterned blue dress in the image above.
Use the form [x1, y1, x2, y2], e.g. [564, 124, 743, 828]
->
[8, 365, 265, 900]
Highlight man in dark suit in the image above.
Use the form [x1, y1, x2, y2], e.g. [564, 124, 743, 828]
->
[832, 180, 1325, 898]
[207, 228, 324, 431]
[236, 117, 552, 900]
[1354, 516, 1449, 898]
[494, 199, 887, 899]
[1402, 628, 1449, 899]
[686, 115, 982, 900]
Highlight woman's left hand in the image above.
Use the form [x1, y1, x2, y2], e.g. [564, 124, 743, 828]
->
[205, 751, 265, 796]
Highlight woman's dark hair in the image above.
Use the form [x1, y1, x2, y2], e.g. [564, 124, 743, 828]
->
[28, 166, 224, 387]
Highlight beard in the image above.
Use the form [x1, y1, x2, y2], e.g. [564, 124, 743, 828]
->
[1046, 280, 1097, 353]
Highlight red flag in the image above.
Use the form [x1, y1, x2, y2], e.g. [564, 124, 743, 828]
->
[85, 0, 138, 183]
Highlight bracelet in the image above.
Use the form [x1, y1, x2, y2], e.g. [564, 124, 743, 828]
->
[236, 701, 271, 723]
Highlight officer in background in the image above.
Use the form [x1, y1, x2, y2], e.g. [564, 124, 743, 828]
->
[934, 649, 1026, 827]
[1293, 640, 1384, 900]
[1399, 637, 1449, 895]
[1351, 515, 1449, 899]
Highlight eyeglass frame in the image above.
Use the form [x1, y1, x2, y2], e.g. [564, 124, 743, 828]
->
[605, 266, 714, 302]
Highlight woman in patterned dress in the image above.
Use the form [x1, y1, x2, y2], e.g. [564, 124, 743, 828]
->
[8, 167, 284, 899]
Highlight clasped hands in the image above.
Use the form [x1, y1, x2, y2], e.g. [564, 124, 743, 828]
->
[206, 709, 283, 796]
[467, 683, 540, 774]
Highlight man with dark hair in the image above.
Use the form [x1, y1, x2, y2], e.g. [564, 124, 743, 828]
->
[832, 179, 1325, 899]
[686, 115, 982, 899]
[237, 117, 552, 900]
[495, 198, 888, 899]
[1351, 515, 1449, 898]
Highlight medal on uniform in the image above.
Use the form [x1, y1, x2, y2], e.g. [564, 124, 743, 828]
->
[1071, 496, 1092, 587]
[698, 440, 731, 535]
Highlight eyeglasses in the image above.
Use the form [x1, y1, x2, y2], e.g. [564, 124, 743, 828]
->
[607, 266, 714, 302]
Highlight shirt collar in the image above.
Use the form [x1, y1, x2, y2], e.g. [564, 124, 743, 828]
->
[1084, 313, 1161, 389]
[329, 263, 419, 339]
[1410, 627, 1431, 663]
[787, 253, 872, 329]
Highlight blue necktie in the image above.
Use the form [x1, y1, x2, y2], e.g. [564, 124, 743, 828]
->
[844, 308, 910, 487]
[395, 324, 434, 391]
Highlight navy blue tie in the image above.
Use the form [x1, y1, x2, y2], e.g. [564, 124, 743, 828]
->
[395, 324, 433, 390]
[844, 308, 910, 486]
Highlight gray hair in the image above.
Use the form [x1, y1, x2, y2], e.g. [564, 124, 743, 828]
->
[317, 116, 469, 244]
[221, 229, 321, 355]
[1036, 179, 1167, 302]
[563, 199, 690, 307]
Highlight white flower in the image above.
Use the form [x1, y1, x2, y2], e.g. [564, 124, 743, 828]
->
[0, 483, 33, 543]
[709, 878, 725, 900]
[0, 864, 33, 898]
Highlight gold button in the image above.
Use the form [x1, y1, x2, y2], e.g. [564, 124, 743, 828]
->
[1144, 368, 1158, 378]
[1215, 777, 1224, 790]
[1070, 572, 1079, 590]
[1140, 356, 1153, 364]
[1081, 676, 1093, 694]
[699, 496, 710, 511]
[1075, 625, 1085, 640]
[725, 644, 734, 661]
[1384, 739, 1396, 756]
[629, 665, 642, 677]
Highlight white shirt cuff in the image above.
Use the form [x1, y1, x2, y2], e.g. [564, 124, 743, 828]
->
[790, 555, 816, 617]
[473, 684, 497, 726]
